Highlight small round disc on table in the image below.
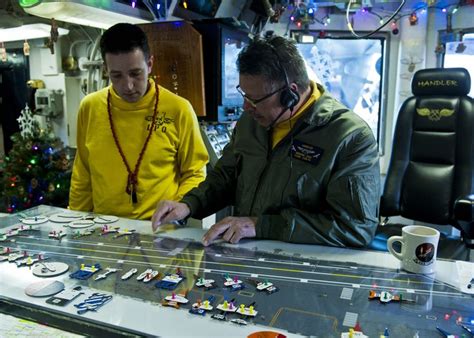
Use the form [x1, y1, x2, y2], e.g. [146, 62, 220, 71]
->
[32, 262, 69, 277]
[93, 215, 119, 224]
[21, 216, 49, 225]
[49, 212, 83, 223]
[25, 280, 64, 297]
[69, 220, 95, 229]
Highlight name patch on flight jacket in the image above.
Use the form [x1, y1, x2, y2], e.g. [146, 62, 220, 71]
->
[290, 140, 323, 165]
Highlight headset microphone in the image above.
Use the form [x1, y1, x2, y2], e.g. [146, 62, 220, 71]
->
[267, 106, 290, 130]
[267, 39, 300, 113]
[265, 38, 300, 130]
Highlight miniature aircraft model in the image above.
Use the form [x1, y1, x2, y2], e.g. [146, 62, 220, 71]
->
[368, 290, 414, 304]
[99, 225, 120, 236]
[16, 253, 46, 267]
[136, 268, 153, 281]
[72, 228, 95, 238]
[49, 230, 66, 240]
[17, 224, 40, 233]
[121, 268, 138, 280]
[7, 251, 28, 262]
[211, 313, 227, 321]
[341, 328, 368, 338]
[155, 268, 185, 290]
[248, 278, 279, 294]
[70, 263, 101, 280]
[162, 291, 188, 309]
[136, 268, 159, 282]
[95, 267, 119, 281]
[1, 225, 39, 242]
[223, 273, 244, 291]
[164, 292, 189, 304]
[0, 247, 12, 255]
[223, 274, 242, 287]
[216, 299, 237, 313]
[114, 228, 136, 238]
[230, 318, 248, 325]
[143, 270, 159, 283]
[236, 301, 258, 317]
[194, 275, 216, 290]
[191, 296, 215, 312]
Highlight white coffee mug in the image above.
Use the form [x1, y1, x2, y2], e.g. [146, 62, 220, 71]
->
[387, 225, 440, 275]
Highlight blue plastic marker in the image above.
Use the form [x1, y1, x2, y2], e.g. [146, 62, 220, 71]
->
[436, 326, 457, 338]
[461, 324, 473, 336]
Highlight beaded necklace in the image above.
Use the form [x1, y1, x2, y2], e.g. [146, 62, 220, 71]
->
[107, 81, 159, 204]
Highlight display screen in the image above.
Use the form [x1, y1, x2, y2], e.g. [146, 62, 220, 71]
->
[220, 27, 248, 107]
[296, 37, 385, 141]
[36, 96, 48, 105]
[443, 40, 474, 97]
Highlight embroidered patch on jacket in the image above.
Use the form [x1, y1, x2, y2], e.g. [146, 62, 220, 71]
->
[290, 140, 323, 165]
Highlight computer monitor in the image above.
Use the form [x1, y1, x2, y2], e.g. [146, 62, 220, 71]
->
[193, 20, 249, 122]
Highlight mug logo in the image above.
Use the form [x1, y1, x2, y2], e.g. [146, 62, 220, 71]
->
[414, 243, 435, 265]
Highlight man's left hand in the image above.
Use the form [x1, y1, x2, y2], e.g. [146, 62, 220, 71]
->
[202, 216, 257, 246]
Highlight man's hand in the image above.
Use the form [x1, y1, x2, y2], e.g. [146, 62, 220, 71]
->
[202, 216, 257, 246]
[151, 200, 190, 232]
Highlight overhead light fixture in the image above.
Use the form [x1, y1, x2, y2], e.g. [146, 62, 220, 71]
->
[0, 23, 69, 42]
[300, 34, 315, 44]
[20, 0, 153, 29]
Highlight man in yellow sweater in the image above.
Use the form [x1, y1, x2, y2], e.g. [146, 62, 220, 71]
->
[69, 23, 208, 220]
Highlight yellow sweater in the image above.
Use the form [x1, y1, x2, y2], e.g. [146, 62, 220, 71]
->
[69, 79, 208, 219]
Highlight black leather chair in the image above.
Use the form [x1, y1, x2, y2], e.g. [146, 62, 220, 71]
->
[373, 67, 474, 260]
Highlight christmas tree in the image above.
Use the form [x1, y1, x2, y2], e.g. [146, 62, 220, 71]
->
[0, 106, 72, 212]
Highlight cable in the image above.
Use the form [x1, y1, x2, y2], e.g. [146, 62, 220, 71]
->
[69, 40, 89, 57]
[142, 0, 159, 21]
[78, 25, 95, 44]
[279, 107, 295, 207]
[346, 0, 406, 38]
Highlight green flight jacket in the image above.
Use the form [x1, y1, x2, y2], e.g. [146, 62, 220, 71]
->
[182, 85, 380, 247]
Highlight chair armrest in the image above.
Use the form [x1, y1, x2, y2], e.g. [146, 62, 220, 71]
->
[454, 194, 474, 222]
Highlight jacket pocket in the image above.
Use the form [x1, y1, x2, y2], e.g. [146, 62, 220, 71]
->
[347, 175, 379, 222]
[296, 173, 322, 212]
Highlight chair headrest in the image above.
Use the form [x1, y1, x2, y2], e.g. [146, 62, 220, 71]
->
[412, 68, 471, 96]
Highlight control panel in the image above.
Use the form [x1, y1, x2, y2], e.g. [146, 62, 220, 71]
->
[217, 105, 243, 123]
[200, 122, 236, 167]
[34, 89, 64, 118]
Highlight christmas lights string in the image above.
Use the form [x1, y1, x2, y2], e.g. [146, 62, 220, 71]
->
[346, 0, 406, 38]
[367, 4, 461, 32]
[285, 0, 465, 38]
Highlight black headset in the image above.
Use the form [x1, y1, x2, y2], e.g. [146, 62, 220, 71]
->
[266, 40, 300, 111]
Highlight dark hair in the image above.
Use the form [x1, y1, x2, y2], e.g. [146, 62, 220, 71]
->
[236, 35, 310, 93]
[100, 23, 150, 61]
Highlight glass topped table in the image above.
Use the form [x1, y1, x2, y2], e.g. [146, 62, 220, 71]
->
[1, 205, 473, 337]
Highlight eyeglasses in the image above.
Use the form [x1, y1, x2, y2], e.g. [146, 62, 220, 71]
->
[236, 84, 286, 107]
